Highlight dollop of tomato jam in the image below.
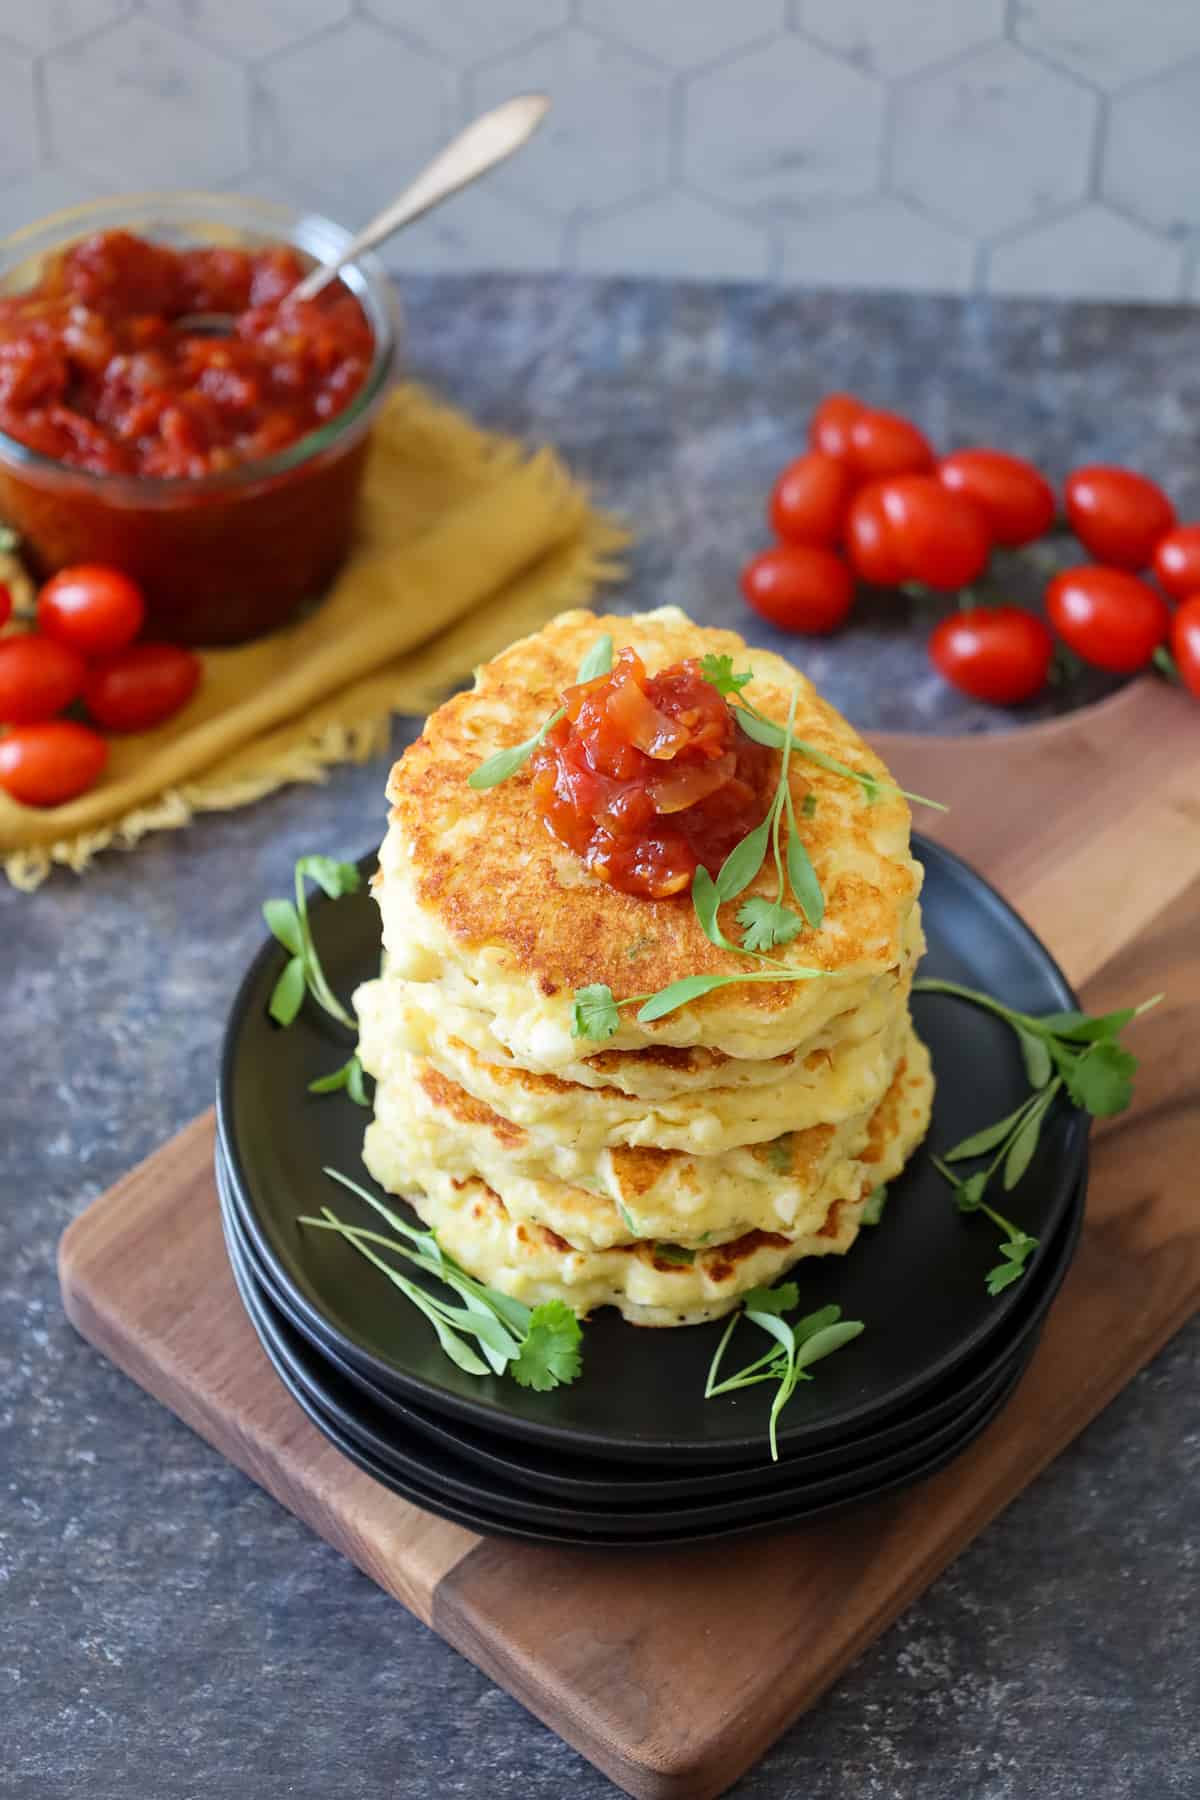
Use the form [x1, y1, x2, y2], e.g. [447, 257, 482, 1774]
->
[530, 647, 773, 899]
[0, 230, 373, 478]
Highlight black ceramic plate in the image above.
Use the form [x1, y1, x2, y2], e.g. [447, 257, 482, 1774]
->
[219, 1153, 1059, 1524]
[217, 835, 1088, 1465]
[224, 1203, 1034, 1536]
[222, 1191, 1035, 1547]
[217, 1136, 1084, 1502]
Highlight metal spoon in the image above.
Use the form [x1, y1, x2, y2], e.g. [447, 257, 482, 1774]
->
[182, 92, 550, 330]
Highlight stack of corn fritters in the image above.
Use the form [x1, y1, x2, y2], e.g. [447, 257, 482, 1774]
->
[356, 607, 933, 1325]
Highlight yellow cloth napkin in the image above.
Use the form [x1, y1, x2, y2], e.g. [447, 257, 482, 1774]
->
[1, 384, 627, 890]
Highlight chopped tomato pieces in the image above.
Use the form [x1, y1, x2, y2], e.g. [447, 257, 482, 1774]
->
[531, 647, 771, 899]
[0, 229, 373, 479]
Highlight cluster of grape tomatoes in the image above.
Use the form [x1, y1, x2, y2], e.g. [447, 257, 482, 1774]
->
[741, 390, 1200, 707]
[0, 566, 201, 806]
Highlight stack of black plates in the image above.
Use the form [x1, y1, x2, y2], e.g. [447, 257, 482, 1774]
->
[216, 837, 1088, 1548]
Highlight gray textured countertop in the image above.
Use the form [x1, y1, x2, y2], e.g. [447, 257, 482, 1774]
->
[4, 275, 1198, 1800]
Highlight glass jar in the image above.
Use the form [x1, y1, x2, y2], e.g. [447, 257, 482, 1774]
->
[0, 192, 400, 645]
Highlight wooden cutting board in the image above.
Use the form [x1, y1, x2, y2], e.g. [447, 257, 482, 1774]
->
[59, 677, 1200, 1800]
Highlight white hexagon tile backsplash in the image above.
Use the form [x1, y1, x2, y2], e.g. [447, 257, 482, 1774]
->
[0, 0, 1197, 301]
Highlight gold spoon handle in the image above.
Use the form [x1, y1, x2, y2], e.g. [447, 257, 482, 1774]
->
[293, 92, 551, 303]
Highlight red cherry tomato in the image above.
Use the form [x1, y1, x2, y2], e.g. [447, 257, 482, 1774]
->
[1064, 466, 1175, 570]
[0, 583, 11, 630]
[845, 483, 907, 586]
[0, 719, 108, 807]
[1046, 566, 1169, 672]
[739, 544, 854, 634]
[0, 634, 86, 724]
[808, 392, 864, 464]
[878, 475, 991, 591]
[929, 607, 1053, 705]
[1170, 596, 1200, 698]
[37, 565, 145, 658]
[768, 452, 856, 548]
[937, 449, 1056, 548]
[1152, 524, 1200, 602]
[82, 642, 202, 733]
[849, 409, 933, 481]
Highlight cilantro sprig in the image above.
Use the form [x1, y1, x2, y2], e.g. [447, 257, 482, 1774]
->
[931, 1158, 1040, 1295]
[571, 962, 828, 1041]
[914, 978, 1161, 1293]
[264, 855, 362, 1029]
[705, 1285, 865, 1460]
[467, 633, 614, 789]
[263, 855, 372, 1103]
[693, 677, 823, 958]
[699, 653, 945, 813]
[301, 1170, 583, 1391]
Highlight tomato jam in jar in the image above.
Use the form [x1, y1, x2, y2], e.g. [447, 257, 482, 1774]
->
[530, 647, 774, 898]
[0, 197, 398, 644]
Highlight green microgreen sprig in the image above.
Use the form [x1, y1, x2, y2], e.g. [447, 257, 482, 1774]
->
[914, 978, 1162, 1293]
[264, 855, 362, 1029]
[467, 633, 614, 789]
[705, 1285, 865, 1461]
[930, 1157, 1040, 1295]
[571, 963, 829, 1041]
[300, 1170, 583, 1391]
[698, 654, 946, 813]
[307, 1054, 369, 1107]
[692, 677, 824, 959]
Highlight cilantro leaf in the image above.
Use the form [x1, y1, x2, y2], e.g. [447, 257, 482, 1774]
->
[739, 1282, 799, 1317]
[919, 977, 1159, 1294]
[268, 955, 306, 1026]
[509, 1301, 583, 1391]
[801, 791, 817, 818]
[699, 653, 753, 696]
[942, 1098, 1037, 1162]
[737, 896, 803, 953]
[692, 864, 742, 955]
[576, 632, 614, 683]
[572, 983, 621, 1041]
[944, 1166, 988, 1213]
[791, 1304, 842, 1344]
[263, 896, 303, 956]
[631, 964, 827, 1024]
[1061, 1040, 1137, 1116]
[635, 973, 732, 1021]
[467, 728, 548, 790]
[732, 705, 945, 808]
[785, 827, 824, 927]
[705, 1291, 862, 1459]
[793, 1319, 865, 1370]
[1015, 1024, 1053, 1089]
[265, 856, 360, 1030]
[295, 855, 361, 900]
[308, 1053, 370, 1107]
[711, 814, 774, 906]
[303, 1191, 585, 1394]
[1001, 1084, 1057, 1190]
[468, 636, 613, 788]
[985, 1257, 1027, 1296]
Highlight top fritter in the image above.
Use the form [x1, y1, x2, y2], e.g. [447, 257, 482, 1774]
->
[376, 606, 922, 1069]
